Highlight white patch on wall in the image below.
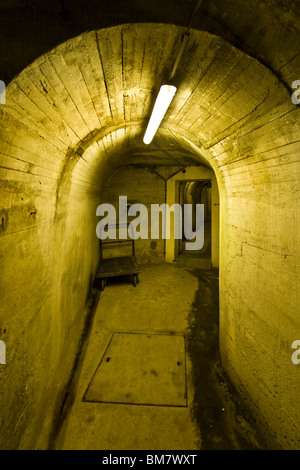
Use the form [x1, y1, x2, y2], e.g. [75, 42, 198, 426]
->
[291, 340, 300, 365]
[291, 80, 300, 105]
[0, 340, 6, 364]
[0, 81, 5, 104]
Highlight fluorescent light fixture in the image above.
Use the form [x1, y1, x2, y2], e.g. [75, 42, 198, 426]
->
[143, 84, 177, 145]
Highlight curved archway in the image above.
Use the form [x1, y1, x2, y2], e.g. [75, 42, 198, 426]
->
[1, 23, 299, 449]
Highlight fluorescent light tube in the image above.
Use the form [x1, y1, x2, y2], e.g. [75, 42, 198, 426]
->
[143, 84, 177, 145]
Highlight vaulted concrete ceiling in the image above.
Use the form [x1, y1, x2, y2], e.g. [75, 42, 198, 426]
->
[2, 1, 299, 193]
[3, 23, 296, 199]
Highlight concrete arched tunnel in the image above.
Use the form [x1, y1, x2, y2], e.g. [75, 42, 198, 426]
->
[0, 1, 299, 451]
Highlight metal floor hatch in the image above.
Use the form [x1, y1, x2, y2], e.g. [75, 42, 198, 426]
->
[83, 332, 187, 407]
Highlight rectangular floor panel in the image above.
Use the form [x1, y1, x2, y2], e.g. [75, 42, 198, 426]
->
[83, 332, 187, 407]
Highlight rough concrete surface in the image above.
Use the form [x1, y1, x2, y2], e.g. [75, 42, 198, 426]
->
[0, 10, 299, 450]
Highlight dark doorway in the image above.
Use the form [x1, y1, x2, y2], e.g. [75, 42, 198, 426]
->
[177, 180, 212, 269]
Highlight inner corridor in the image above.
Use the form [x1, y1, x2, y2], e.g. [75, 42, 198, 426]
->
[1, 0, 300, 452]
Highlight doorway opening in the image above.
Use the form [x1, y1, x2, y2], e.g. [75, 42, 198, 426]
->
[177, 180, 212, 269]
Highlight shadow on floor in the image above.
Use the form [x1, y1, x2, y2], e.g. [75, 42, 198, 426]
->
[186, 268, 272, 450]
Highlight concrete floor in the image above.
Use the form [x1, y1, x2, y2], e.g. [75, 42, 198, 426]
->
[51, 264, 270, 450]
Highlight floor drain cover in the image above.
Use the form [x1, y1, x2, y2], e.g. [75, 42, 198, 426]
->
[83, 332, 187, 407]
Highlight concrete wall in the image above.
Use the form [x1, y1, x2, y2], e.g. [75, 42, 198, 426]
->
[100, 166, 166, 265]
[0, 163, 100, 449]
[216, 105, 300, 448]
[219, 167, 300, 449]
[0, 76, 106, 448]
